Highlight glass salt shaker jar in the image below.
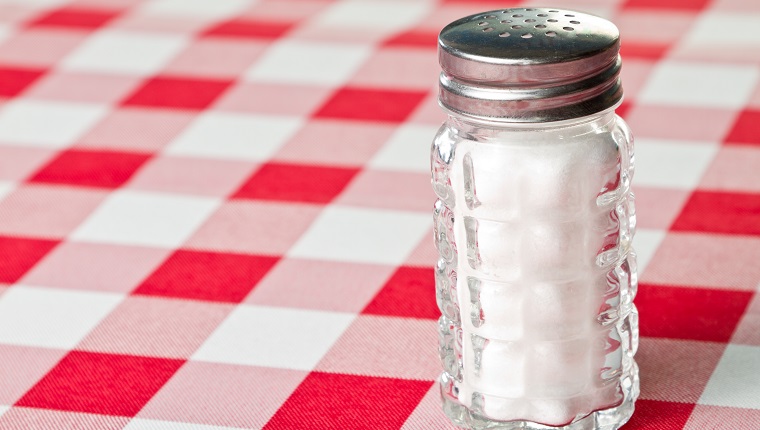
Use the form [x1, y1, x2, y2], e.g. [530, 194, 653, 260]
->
[432, 8, 638, 430]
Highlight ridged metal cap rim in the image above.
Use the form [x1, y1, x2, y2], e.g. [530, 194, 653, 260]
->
[438, 7, 622, 122]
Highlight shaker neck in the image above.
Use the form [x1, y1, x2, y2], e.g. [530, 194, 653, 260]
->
[446, 106, 618, 134]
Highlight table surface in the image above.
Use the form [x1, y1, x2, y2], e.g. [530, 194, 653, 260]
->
[0, 0, 758, 429]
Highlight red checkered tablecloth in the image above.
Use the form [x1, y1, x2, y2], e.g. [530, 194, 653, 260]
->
[0, 0, 758, 429]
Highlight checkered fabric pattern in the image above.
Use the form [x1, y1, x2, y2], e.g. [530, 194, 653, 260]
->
[0, 0, 757, 429]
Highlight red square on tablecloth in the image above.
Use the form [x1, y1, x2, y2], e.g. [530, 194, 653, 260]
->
[203, 19, 294, 40]
[122, 77, 233, 110]
[0, 66, 45, 97]
[363, 266, 439, 320]
[725, 110, 760, 145]
[622, 0, 711, 11]
[264, 372, 432, 429]
[28, 7, 120, 30]
[636, 283, 753, 342]
[671, 191, 760, 236]
[16, 351, 184, 416]
[624, 399, 695, 429]
[384, 30, 438, 49]
[134, 250, 279, 303]
[0, 236, 58, 283]
[29, 149, 151, 189]
[232, 162, 358, 204]
[314, 87, 427, 123]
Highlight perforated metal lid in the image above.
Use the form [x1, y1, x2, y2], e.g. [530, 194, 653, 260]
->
[438, 8, 623, 122]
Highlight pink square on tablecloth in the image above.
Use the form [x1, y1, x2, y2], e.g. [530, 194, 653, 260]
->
[107, 14, 213, 34]
[401, 384, 460, 430]
[0, 344, 68, 404]
[614, 10, 697, 42]
[187, 200, 321, 255]
[212, 82, 333, 116]
[24, 71, 142, 104]
[126, 155, 255, 197]
[334, 169, 434, 212]
[0, 184, 107, 239]
[0, 29, 88, 67]
[76, 108, 196, 152]
[238, 0, 332, 21]
[78, 296, 233, 358]
[264, 371, 433, 430]
[349, 47, 439, 90]
[636, 338, 725, 403]
[700, 146, 760, 192]
[316, 315, 440, 381]
[618, 58, 656, 100]
[247, 258, 395, 313]
[631, 186, 690, 230]
[684, 405, 760, 430]
[0, 146, 56, 181]
[624, 105, 737, 142]
[0, 4, 44, 24]
[642, 232, 760, 291]
[273, 119, 395, 167]
[732, 293, 760, 346]
[404, 227, 437, 268]
[288, 24, 397, 45]
[162, 38, 267, 79]
[20, 242, 171, 294]
[406, 90, 445, 125]
[16, 351, 184, 416]
[0, 408, 129, 430]
[138, 362, 307, 428]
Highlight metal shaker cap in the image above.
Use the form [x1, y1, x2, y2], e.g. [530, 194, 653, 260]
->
[438, 8, 623, 122]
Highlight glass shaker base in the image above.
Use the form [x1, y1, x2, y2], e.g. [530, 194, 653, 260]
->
[441, 362, 639, 430]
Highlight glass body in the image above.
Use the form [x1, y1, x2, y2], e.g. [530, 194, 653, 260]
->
[433, 109, 639, 430]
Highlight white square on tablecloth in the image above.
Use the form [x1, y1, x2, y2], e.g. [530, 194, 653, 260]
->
[638, 61, 759, 109]
[634, 139, 719, 189]
[313, 1, 431, 32]
[192, 305, 354, 371]
[370, 124, 439, 173]
[699, 344, 760, 409]
[632, 228, 666, 276]
[70, 190, 219, 248]
[685, 13, 760, 47]
[60, 30, 188, 76]
[125, 419, 240, 430]
[0, 181, 14, 201]
[288, 205, 431, 265]
[0, 286, 122, 349]
[136, 0, 250, 19]
[0, 100, 107, 148]
[0, 24, 13, 45]
[165, 113, 302, 161]
[244, 41, 372, 86]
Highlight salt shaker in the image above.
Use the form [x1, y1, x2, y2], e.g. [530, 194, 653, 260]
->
[432, 8, 638, 430]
